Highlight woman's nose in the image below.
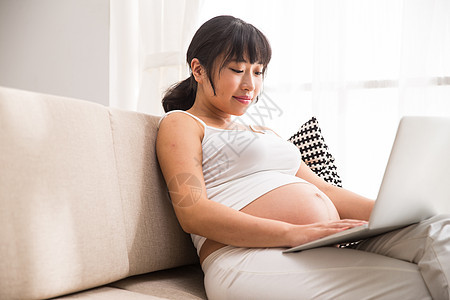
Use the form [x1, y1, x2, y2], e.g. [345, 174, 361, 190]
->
[241, 73, 255, 91]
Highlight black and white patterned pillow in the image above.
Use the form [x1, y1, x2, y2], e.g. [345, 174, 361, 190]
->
[288, 117, 343, 187]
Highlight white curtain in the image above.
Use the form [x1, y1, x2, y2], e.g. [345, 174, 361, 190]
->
[110, 0, 450, 197]
[110, 0, 202, 115]
[198, 0, 450, 197]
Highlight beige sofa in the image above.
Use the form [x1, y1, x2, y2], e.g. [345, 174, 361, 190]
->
[0, 86, 207, 300]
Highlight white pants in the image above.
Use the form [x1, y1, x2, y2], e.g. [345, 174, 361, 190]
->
[202, 214, 450, 300]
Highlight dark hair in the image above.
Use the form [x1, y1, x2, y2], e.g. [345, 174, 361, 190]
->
[162, 15, 272, 112]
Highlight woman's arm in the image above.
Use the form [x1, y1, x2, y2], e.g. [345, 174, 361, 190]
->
[157, 114, 367, 248]
[296, 161, 375, 221]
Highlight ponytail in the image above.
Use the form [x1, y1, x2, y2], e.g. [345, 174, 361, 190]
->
[162, 75, 197, 112]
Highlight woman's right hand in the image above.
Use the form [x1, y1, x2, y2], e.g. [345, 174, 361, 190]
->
[287, 219, 368, 248]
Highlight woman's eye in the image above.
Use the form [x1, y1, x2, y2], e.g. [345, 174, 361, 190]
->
[230, 68, 243, 73]
[255, 71, 263, 76]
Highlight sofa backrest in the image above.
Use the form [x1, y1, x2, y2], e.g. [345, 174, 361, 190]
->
[109, 108, 198, 276]
[0, 87, 197, 300]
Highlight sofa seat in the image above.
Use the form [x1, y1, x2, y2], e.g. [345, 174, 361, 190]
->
[55, 264, 207, 300]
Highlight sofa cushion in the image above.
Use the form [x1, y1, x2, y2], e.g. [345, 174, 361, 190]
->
[54, 286, 166, 299]
[0, 87, 129, 300]
[288, 117, 343, 187]
[110, 264, 207, 300]
[108, 108, 198, 276]
[54, 264, 206, 300]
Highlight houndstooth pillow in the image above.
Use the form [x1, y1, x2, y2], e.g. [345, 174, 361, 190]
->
[288, 117, 343, 187]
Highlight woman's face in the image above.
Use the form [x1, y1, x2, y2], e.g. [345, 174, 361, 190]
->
[206, 57, 264, 116]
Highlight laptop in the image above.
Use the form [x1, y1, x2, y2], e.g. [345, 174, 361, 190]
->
[284, 116, 450, 253]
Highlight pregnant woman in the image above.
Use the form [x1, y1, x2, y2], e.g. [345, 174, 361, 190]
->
[156, 15, 450, 299]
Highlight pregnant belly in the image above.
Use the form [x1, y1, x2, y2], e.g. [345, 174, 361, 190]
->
[240, 182, 340, 224]
[199, 182, 340, 264]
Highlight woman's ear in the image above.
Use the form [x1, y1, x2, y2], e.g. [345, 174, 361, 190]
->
[191, 58, 205, 83]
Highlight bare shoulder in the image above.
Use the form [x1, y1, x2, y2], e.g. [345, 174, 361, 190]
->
[156, 111, 204, 171]
[158, 111, 204, 141]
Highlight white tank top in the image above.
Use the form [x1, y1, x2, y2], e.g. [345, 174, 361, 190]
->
[159, 110, 305, 254]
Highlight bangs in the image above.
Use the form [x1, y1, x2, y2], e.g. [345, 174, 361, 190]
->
[219, 21, 272, 72]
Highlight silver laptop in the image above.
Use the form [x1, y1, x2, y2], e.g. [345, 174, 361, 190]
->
[284, 116, 450, 253]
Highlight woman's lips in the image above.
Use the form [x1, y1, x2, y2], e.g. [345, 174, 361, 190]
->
[233, 96, 252, 105]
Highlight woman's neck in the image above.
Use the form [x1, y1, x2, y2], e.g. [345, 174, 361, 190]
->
[188, 99, 234, 129]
